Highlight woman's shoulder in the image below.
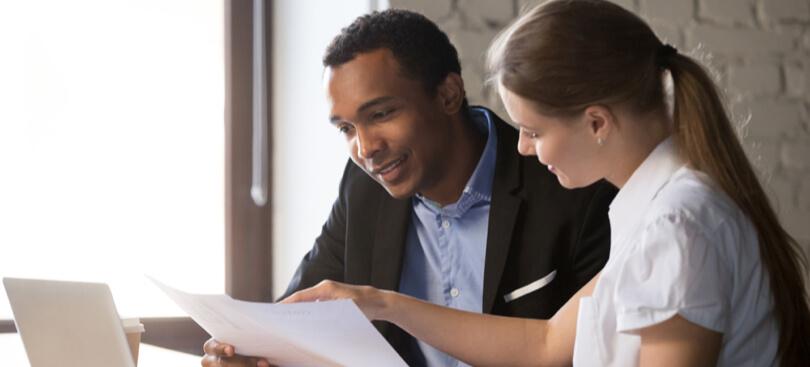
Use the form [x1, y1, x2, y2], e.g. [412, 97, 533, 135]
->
[644, 166, 752, 238]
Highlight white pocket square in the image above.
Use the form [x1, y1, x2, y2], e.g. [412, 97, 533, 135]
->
[503, 270, 557, 303]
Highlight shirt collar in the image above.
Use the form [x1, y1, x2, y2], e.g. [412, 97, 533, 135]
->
[608, 136, 685, 244]
[415, 107, 498, 217]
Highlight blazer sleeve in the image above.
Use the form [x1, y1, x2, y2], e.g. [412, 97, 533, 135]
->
[568, 181, 616, 290]
[278, 160, 354, 300]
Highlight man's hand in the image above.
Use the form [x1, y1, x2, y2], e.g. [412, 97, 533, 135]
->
[201, 338, 271, 367]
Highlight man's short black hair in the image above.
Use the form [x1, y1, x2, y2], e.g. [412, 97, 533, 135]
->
[324, 9, 469, 108]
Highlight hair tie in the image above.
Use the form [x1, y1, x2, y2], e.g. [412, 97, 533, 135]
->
[656, 43, 678, 68]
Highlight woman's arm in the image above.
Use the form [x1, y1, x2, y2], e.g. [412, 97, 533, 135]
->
[283, 275, 600, 367]
[638, 315, 722, 367]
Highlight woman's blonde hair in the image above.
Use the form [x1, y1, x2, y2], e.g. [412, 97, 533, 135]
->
[487, 0, 810, 364]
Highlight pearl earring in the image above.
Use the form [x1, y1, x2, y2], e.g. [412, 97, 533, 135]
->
[597, 137, 604, 146]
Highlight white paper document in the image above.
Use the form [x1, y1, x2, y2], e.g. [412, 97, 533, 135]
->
[150, 278, 407, 367]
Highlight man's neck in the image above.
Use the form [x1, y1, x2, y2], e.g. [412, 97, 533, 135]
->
[420, 113, 487, 207]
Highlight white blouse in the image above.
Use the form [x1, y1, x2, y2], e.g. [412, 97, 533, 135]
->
[572, 138, 778, 366]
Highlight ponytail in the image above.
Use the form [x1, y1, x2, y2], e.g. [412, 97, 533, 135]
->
[667, 53, 810, 366]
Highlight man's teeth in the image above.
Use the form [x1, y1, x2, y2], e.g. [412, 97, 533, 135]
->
[379, 158, 403, 174]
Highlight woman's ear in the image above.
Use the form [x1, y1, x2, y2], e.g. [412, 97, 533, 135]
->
[437, 73, 466, 113]
[583, 105, 615, 143]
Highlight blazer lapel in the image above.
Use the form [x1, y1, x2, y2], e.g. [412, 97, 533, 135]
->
[365, 192, 410, 342]
[483, 116, 523, 313]
[370, 193, 411, 291]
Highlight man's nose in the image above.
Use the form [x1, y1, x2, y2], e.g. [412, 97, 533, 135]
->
[356, 127, 383, 160]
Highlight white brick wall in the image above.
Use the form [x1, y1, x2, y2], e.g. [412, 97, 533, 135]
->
[761, 0, 810, 22]
[784, 60, 807, 97]
[687, 26, 795, 55]
[729, 63, 782, 95]
[700, 0, 757, 26]
[799, 175, 810, 210]
[746, 99, 804, 138]
[640, 0, 694, 25]
[389, 0, 810, 264]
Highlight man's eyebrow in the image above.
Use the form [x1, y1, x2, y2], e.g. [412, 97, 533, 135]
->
[357, 96, 396, 114]
[329, 96, 397, 124]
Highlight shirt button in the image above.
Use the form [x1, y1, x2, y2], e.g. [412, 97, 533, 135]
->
[442, 220, 451, 229]
[450, 288, 460, 297]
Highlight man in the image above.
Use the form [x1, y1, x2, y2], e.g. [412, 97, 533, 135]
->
[203, 9, 615, 367]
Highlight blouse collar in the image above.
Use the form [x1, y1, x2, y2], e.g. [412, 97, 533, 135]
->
[608, 136, 686, 248]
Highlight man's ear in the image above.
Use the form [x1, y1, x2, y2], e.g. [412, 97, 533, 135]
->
[583, 105, 615, 142]
[437, 73, 466, 114]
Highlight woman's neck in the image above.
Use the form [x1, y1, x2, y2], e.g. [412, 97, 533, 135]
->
[605, 114, 672, 189]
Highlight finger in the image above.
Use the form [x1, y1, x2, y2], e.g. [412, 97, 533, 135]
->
[210, 353, 273, 367]
[201, 354, 219, 367]
[203, 338, 218, 355]
[203, 338, 235, 357]
[280, 287, 323, 304]
[278, 291, 300, 304]
[290, 279, 343, 303]
[218, 355, 265, 367]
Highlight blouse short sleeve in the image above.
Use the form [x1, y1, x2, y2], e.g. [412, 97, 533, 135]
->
[613, 210, 731, 334]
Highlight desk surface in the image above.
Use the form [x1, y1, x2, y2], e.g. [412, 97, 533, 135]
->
[1, 333, 201, 366]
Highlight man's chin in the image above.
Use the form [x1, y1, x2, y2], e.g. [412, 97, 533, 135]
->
[381, 183, 416, 200]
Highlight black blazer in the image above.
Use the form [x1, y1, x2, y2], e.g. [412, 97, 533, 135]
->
[282, 108, 616, 365]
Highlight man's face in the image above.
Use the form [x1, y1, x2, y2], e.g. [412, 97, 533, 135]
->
[325, 49, 452, 199]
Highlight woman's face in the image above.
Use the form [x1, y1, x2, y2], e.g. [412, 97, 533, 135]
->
[500, 87, 605, 189]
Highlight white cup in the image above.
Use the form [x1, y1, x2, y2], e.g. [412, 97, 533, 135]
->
[122, 318, 145, 365]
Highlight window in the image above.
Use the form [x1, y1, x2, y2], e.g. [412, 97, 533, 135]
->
[0, 0, 386, 355]
[0, 0, 224, 335]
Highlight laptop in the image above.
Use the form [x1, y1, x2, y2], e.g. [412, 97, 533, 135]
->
[3, 277, 136, 367]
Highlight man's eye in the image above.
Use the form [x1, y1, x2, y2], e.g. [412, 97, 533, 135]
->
[338, 125, 353, 134]
[370, 108, 394, 120]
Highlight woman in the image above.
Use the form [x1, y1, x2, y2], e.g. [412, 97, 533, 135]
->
[284, 1, 810, 365]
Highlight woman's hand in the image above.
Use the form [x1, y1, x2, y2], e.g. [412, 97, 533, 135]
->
[283, 278, 586, 366]
[280, 280, 395, 321]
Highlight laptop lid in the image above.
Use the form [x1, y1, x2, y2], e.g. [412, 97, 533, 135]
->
[3, 277, 136, 367]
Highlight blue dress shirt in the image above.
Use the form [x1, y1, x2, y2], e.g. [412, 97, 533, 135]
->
[398, 107, 498, 367]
